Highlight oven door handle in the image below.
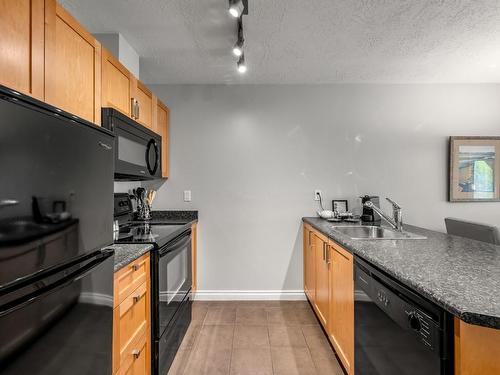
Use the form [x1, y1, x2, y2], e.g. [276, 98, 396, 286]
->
[159, 230, 192, 257]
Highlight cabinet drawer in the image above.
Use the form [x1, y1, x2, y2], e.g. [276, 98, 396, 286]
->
[117, 333, 149, 375]
[114, 254, 149, 307]
[113, 282, 149, 370]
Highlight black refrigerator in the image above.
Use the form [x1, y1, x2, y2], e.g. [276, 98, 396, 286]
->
[0, 85, 115, 374]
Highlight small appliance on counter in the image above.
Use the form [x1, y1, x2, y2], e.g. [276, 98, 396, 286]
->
[360, 195, 381, 223]
[113, 193, 192, 375]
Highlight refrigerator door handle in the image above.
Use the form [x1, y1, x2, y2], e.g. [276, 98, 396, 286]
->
[0, 249, 114, 317]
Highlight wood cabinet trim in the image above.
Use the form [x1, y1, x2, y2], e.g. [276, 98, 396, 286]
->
[192, 223, 198, 292]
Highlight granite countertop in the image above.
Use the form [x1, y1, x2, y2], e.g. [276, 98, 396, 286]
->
[303, 217, 500, 329]
[111, 243, 154, 272]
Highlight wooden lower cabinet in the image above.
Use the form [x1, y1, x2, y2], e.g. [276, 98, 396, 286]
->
[303, 225, 354, 375]
[303, 224, 316, 302]
[328, 242, 354, 375]
[312, 230, 330, 327]
[113, 253, 151, 375]
[454, 318, 500, 375]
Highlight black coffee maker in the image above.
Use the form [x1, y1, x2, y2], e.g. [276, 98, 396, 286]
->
[360, 195, 381, 223]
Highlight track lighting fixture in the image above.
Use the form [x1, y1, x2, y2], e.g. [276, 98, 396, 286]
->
[228, 0, 244, 18]
[237, 54, 247, 73]
[232, 19, 244, 57]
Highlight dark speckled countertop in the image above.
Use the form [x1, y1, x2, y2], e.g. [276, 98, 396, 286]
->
[303, 217, 500, 329]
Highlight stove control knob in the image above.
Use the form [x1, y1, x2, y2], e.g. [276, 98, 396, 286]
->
[408, 313, 422, 331]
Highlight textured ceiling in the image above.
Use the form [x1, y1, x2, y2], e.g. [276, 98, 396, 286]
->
[60, 0, 500, 84]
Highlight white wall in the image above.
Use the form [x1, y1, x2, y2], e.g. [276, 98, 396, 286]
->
[148, 84, 500, 296]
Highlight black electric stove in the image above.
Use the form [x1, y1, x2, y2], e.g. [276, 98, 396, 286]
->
[114, 221, 187, 248]
[113, 193, 193, 375]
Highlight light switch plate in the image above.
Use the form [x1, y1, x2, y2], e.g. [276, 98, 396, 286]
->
[183, 190, 192, 202]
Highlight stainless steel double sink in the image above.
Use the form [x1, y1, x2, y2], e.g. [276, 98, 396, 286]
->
[331, 225, 426, 240]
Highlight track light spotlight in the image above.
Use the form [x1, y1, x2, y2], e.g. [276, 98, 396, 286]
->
[237, 54, 247, 73]
[232, 19, 244, 57]
[228, 0, 244, 18]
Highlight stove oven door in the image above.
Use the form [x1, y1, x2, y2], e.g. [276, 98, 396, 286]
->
[156, 230, 192, 338]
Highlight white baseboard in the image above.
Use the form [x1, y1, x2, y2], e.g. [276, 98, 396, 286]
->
[193, 290, 306, 301]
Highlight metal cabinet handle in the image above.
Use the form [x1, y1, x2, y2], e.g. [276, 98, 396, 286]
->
[131, 98, 136, 118]
[132, 264, 140, 271]
[322, 243, 326, 261]
[132, 348, 142, 360]
[133, 294, 141, 304]
[136, 100, 140, 119]
[326, 246, 331, 264]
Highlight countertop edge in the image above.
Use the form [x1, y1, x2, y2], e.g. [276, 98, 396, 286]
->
[302, 217, 500, 330]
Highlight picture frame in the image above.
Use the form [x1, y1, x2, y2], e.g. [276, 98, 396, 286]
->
[449, 136, 500, 202]
[332, 199, 348, 213]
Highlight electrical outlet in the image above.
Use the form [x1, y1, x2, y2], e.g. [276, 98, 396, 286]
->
[314, 190, 322, 201]
[183, 190, 192, 202]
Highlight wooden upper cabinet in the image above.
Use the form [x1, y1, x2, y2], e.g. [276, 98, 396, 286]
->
[134, 79, 154, 129]
[101, 48, 133, 117]
[313, 231, 330, 328]
[0, 0, 44, 99]
[155, 100, 170, 178]
[328, 242, 354, 375]
[303, 224, 316, 302]
[44, 0, 101, 124]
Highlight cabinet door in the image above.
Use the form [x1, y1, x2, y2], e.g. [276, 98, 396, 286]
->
[134, 80, 153, 129]
[313, 232, 330, 328]
[156, 100, 170, 178]
[303, 225, 316, 302]
[101, 48, 133, 117]
[329, 243, 354, 375]
[117, 333, 149, 375]
[44, 0, 101, 124]
[0, 0, 44, 99]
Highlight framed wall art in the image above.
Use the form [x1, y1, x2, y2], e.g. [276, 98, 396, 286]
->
[332, 199, 349, 213]
[449, 136, 500, 202]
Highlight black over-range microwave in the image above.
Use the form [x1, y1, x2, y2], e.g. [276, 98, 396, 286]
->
[102, 108, 162, 180]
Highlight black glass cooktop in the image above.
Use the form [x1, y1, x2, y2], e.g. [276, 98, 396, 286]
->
[114, 222, 186, 248]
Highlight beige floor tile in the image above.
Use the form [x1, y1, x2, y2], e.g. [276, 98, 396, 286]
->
[294, 308, 319, 325]
[179, 323, 202, 350]
[196, 325, 235, 350]
[183, 346, 232, 375]
[309, 346, 344, 375]
[168, 349, 191, 375]
[235, 307, 268, 325]
[204, 307, 237, 325]
[271, 347, 317, 375]
[301, 325, 331, 349]
[268, 325, 307, 347]
[266, 307, 301, 325]
[233, 325, 270, 348]
[230, 348, 273, 375]
[192, 305, 209, 324]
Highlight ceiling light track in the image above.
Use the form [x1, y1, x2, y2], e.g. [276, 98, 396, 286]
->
[228, 0, 248, 74]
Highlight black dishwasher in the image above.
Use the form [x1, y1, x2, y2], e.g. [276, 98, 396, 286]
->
[354, 257, 453, 375]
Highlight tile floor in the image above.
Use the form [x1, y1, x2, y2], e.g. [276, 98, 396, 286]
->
[168, 301, 345, 375]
